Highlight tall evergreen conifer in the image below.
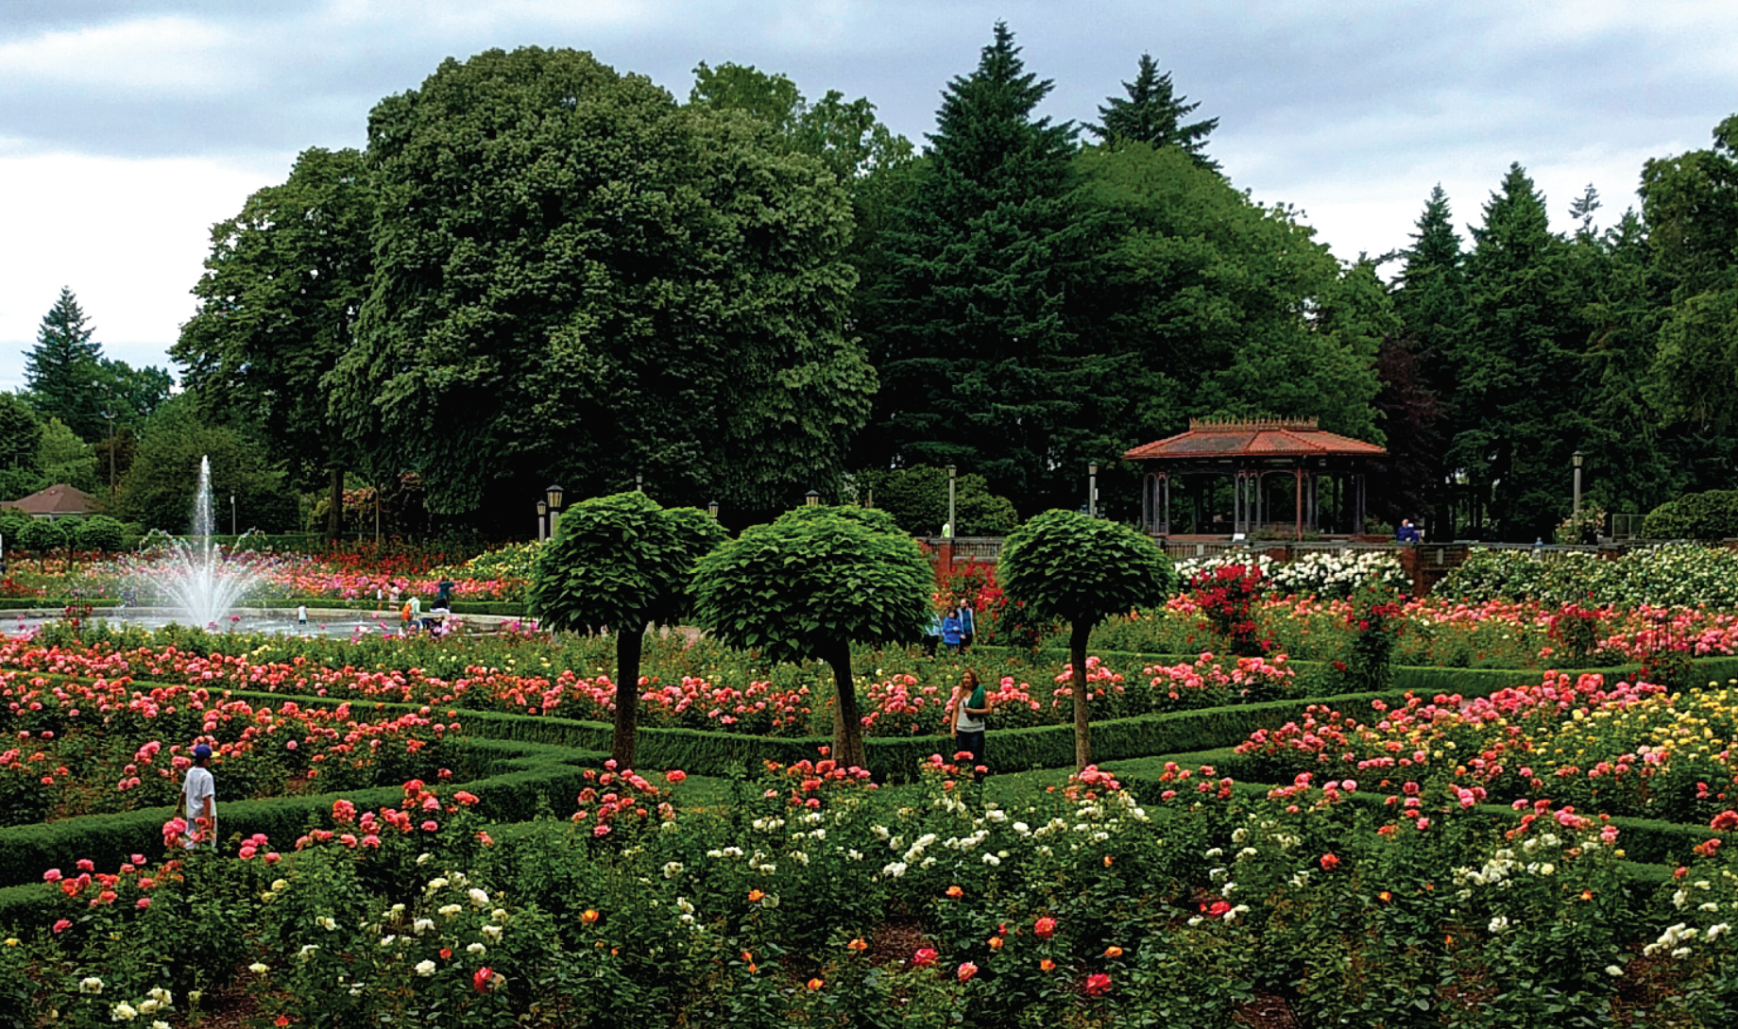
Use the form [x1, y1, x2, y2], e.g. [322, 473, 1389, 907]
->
[867, 23, 1090, 510]
[1453, 164, 1587, 539]
[24, 287, 104, 442]
[1089, 53, 1219, 171]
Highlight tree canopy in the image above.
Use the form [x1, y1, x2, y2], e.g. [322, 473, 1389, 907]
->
[1000, 509, 1174, 769]
[174, 146, 374, 536]
[528, 491, 728, 766]
[331, 46, 875, 522]
[691, 505, 931, 770]
[866, 23, 1093, 511]
[1088, 53, 1219, 171]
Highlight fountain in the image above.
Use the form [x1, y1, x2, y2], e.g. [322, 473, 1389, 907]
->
[154, 455, 264, 626]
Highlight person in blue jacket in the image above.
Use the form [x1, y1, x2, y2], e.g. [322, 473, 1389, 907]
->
[940, 610, 964, 653]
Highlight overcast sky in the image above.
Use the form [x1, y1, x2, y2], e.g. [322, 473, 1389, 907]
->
[3, 0, 1735, 392]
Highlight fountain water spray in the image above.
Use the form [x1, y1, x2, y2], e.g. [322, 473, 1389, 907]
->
[154, 456, 263, 626]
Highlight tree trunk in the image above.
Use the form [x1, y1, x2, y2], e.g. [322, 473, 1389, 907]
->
[1071, 620, 1093, 771]
[326, 467, 344, 540]
[826, 640, 868, 772]
[611, 626, 642, 770]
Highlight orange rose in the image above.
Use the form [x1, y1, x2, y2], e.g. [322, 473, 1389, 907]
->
[1040, 958, 1056, 972]
[1104, 945, 1123, 959]
[748, 889, 765, 903]
[945, 885, 963, 899]
[580, 909, 599, 924]
[847, 938, 868, 952]
[988, 936, 1004, 950]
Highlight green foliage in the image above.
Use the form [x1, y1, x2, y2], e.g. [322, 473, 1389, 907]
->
[38, 417, 96, 493]
[1071, 142, 1383, 464]
[848, 465, 1018, 536]
[15, 517, 67, 555]
[115, 398, 294, 532]
[1436, 543, 1738, 607]
[1000, 510, 1174, 627]
[23, 287, 104, 442]
[0, 394, 43, 483]
[334, 46, 874, 517]
[529, 492, 727, 632]
[865, 23, 1093, 512]
[692, 506, 930, 666]
[173, 146, 374, 501]
[1642, 489, 1738, 539]
[1087, 52, 1219, 171]
[1446, 163, 1592, 540]
[73, 515, 124, 553]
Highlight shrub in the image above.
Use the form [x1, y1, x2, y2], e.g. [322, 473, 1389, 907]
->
[1642, 489, 1738, 540]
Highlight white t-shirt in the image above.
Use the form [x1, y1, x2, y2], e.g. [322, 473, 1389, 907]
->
[182, 765, 217, 846]
[296, 605, 308, 622]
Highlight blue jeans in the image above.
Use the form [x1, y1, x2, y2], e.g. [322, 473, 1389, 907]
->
[954, 730, 985, 767]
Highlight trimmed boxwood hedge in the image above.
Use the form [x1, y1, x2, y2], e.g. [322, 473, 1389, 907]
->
[0, 737, 602, 893]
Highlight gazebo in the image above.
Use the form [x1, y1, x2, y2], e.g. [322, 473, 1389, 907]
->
[1123, 418, 1386, 538]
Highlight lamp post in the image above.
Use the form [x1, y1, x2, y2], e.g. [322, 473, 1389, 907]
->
[546, 484, 564, 539]
[946, 465, 956, 540]
[635, 473, 643, 493]
[707, 499, 719, 520]
[536, 499, 548, 540]
[230, 494, 237, 538]
[1088, 461, 1098, 519]
[101, 409, 116, 497]
[804, 488, 821, 507]
[1572, 451, 1584, 518]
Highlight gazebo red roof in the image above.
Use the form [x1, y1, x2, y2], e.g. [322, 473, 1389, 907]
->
[1123, 418, 1386, 460]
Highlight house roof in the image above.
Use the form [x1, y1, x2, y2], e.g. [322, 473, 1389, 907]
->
[1123, 418, 1386, 461]
[0, 483, 101, 517]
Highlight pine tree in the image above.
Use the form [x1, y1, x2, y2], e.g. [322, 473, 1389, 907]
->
[24, 287, 104, 442]
[866, 22, 1090, 510]
[1391, 185, 1465, 532]
[1088, 53, 1219, 171]
[1453, 163, 1587, 539]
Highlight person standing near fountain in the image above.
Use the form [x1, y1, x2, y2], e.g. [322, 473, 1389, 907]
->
[179, 744, 217, 850]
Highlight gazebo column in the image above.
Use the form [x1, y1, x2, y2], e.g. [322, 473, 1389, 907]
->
[1158, 473, 1171, 536]
[1355, 472, 1366, 536]
[1293, 464, 1303, 541]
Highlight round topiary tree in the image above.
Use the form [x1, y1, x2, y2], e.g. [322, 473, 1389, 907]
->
[999, 509, 1174, 769]
[75, 515, 126, 553]
[527, 491, 729, 768]
[691, 505, 931, 771]
[17, 517, 69, 568]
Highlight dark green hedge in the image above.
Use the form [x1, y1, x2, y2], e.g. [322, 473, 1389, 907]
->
[0, 737, 601, 893]
[0, 598, 122, 611]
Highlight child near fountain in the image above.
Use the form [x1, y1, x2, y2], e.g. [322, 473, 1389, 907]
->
[179, 744, 217, 850]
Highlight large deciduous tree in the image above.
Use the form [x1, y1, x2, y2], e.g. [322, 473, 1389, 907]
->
[527, 491, 728, 768]
[1072, 142, 1383, 452]
[691, 506, 930, 772]
[865, 23, 1092, 512]
[1087, 53, 1219, 171]
[334, 47, 874, 520]
[174, 147, 373, 538]
[999, 509, 1173, 770]
[1645, 115, 1738, 491]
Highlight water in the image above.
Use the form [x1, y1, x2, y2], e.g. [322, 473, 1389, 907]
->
[142, 455, 266, 626]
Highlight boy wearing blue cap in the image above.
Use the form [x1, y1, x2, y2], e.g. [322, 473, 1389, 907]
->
[179, 744, 217, 849]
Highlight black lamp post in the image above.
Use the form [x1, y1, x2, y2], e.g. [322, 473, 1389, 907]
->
[707, 499, 720, 520]
[1572, 451, 1584, 517]
[804, 488, 821, 507]
[1088, 461, 1098, 518]
[546, 484, 564, 539]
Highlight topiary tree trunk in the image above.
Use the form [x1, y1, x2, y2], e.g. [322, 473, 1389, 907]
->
[613, 627, 644, 769]
[826, 639, 868, 771]
[1068, 616, 1092, 770]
